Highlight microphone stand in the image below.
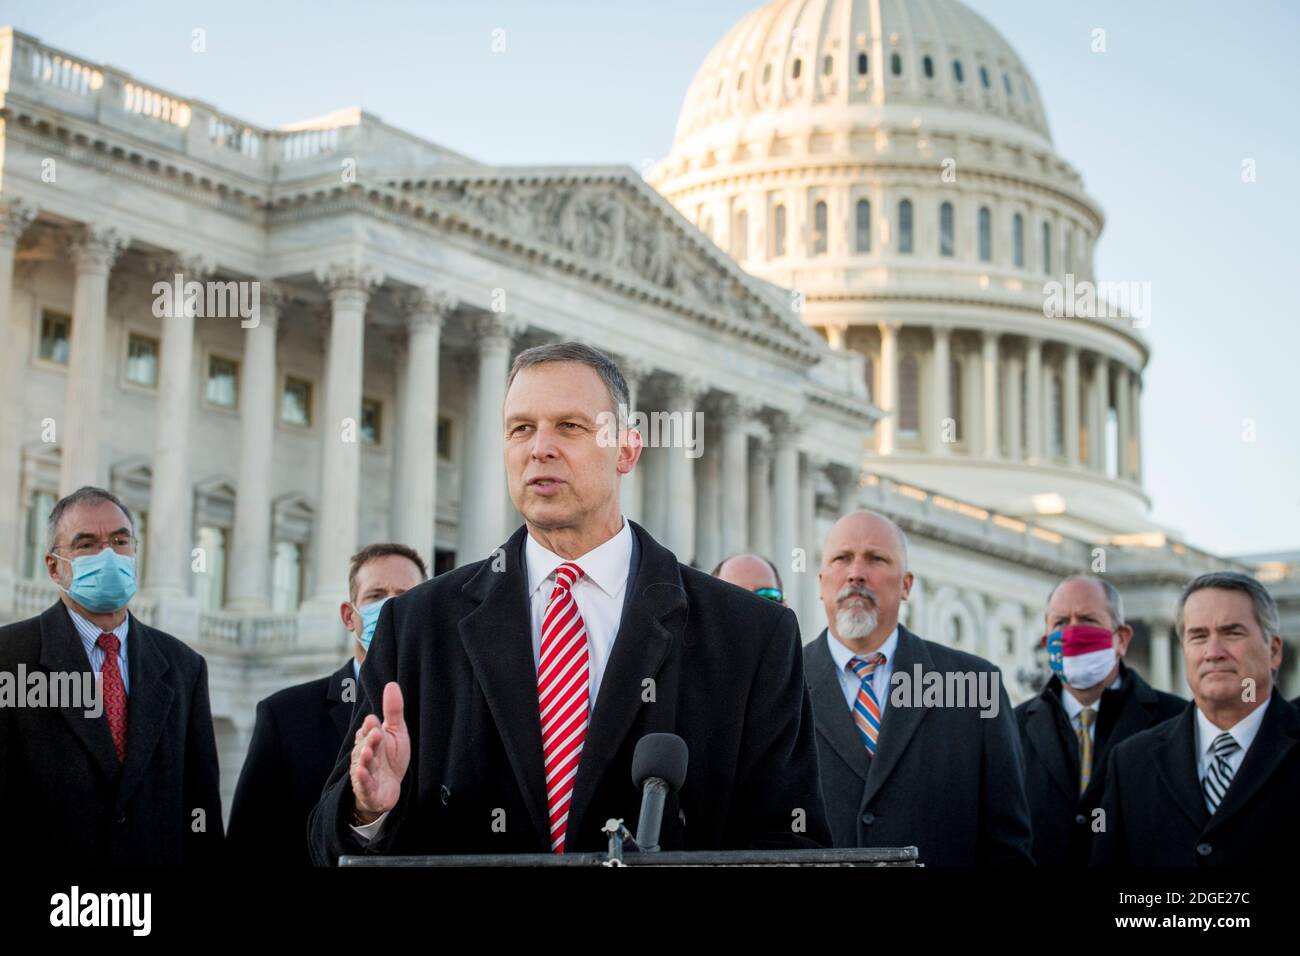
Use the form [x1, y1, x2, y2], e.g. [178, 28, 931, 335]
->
[601, 818, 640, 865]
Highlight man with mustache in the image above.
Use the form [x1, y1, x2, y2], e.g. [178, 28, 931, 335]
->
[1092, 572, 1299, 865]
[802, 511, 1033, 864]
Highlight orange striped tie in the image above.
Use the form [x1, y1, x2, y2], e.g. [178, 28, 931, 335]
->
[537, 562, 590, 852]
[848, 653, 886, 755]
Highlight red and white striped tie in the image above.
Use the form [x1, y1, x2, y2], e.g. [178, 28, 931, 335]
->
[538, 561, 590, 852]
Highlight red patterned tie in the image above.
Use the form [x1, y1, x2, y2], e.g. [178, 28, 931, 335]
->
[538, 562, 589, 852]
[97, 632, 128, 764]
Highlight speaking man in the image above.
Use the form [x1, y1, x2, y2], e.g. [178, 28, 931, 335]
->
[227, 543, 427, 864]
[308, 342, 829, 863]
[1092, 572, 1299, 865]
[803, 511, 1033, 865]
[0, 486, 223, 865]
[1015, 575, 1183, 865]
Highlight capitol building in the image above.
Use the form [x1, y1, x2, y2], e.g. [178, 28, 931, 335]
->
[0, 0, 1296, 815]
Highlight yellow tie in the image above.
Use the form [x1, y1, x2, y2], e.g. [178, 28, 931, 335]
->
[1077, 707, 1096, 794]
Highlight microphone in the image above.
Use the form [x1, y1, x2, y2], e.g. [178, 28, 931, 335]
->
[631, 733, 688, 852]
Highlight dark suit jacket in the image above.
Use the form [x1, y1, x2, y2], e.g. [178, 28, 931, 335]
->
[308, 520, 830, 864]
[804, 626, 1033, 865]
[227, 660, 357, 865]
[1015, 665, 1184, 866]
[1091, 689, 1300, 866]
[0, 601, 224, 865]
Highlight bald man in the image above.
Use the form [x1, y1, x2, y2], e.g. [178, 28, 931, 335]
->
[803, 511, 1033, 865]
[712, 553, 786, 605]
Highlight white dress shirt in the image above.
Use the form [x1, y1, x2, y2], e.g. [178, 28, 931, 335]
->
[827, 626, 899, 719]
[1195, 697, 1270, 785]
[68, 605, 131, 696]
[351, 518, 635, 843]
[1059, 672, 1122, 743]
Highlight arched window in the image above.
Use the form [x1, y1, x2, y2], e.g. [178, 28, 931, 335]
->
[953, 60, 965, 84]
[772, 204, 787, 257]
[855, 199, 871, 252]
[891, 53, 902, 76]
[823, 55, 834, 76]
[898, 199, 914, 254]
[923, 55, 934, 79]
[812, 200, 828, 255]
[1002, 73, 1012, 96]
[1041, 221, 1052, 274]
[978, 206, 992, 262]
[979, 66, 991, 89]
[1064, 227, 1074, 276]
[792, 58, 802, 79]
[857, 52, 868, 75]
[733, 209, 748, 260]
[939, 201, 955, 257]
[1012, 213, 1025, 267]
[898, 354, 920, 434]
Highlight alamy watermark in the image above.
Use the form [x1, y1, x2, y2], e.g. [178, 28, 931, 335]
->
[596, 403, 704, 459]
[1042, 273, 1151, 328]
[152, 274, 261, 328]
[0, 666, 102, 718]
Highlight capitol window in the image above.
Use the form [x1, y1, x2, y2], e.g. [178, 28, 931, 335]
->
[772, 204, 787, 257]
[978, 207, 992, 262]
[206, 356, 239, 408]
[126, 333, 159, 388]
[38, 310, 71, 366]
[762, 63, 772, 84]
[857, 52, 868, 75]
[939, 201, 955, 257]
[437, 416, 454, 462]
[823, 55, 834, 76]
[923, 55, 934, 79]
[891, 53, 902, 76]
[360, 398, 382, 445]
[980, 66, 991, 89]
[898, 354, 920, 435]
[855, 199, 871, 252]
[792, 58, 802, 79]
[1012, 213, 1025, 267]
[282, 375, 313, 427]
[953, 60, 965, 84]
[1003, 73, 1012, 96]
[898, 199, 914, 254]
[1041, 221, 1052, 274]
[812, 200, 828, 255]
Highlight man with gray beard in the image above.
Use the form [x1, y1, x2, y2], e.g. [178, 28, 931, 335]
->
[802, 511, 1033, 864]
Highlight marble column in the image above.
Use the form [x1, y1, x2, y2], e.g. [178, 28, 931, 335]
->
[227, 281, 285, 611]
[60, 225, 128, 494]
[391, 289, 452, 563]
[877, 322, 900, 454]
[1063, 344, 1081, 467]
[1091, 357, 1110, 473]
[1148, 617, 1174, 693]
[1115, 364, 1132, 480]
[144, 252, 213, 597]
[929, 326, 951, 454]
[0, 200, 36, 600]
[1005, 351, 1023, 461]
[664, 376, 705, 565]
[771, 413, 801, 614]
[308, 263, 383, 603]
[460, 314, 516, 562]
[748, 435, 773, 558]
[1024, 336, 1043, 463]
[1131, 372, 1143, 483]
[980, 331, 1000, 459]
[718, 395, 751, 558]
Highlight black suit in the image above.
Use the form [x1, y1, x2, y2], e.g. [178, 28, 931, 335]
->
[1015, 665, 1184, 866]
[804, 626, 1033, 865]
[1092, 690, 1300, 865]
[227, 660, 357, 864]
[308, 521, 830, 864]
[0, 601, 224, 865]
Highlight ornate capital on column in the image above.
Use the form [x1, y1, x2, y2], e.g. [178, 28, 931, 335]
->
[67, 225, 128, 274]
[620, 357, 655, 390]
[147, 250, 215, 282]
[768, 410, 803, 446]
[478, 311, 525, 345]
[395, 287, 457, 330]
[316, 262, 385, 304]
[0, 200, 37, 247]
[667, 374, 709, 408]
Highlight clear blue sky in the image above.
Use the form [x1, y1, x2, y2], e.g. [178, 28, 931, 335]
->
[6, 0, 1297, 556]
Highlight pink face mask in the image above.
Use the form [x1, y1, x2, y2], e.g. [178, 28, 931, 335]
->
[1045, 624, 1117, 689]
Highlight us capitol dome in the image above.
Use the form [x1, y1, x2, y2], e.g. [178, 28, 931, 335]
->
[652, 0, 1150, 542]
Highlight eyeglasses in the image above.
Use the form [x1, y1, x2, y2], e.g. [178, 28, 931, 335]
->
[52, 534, 138, 558]
[754, 587, 784, 604]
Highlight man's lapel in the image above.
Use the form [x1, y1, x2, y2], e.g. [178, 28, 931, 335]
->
[1204, 691, 1299, 832]
[1151, 703, 1210, 832]
[1022, 683, 1080, 805]
[326, 660, 358, 742]
[115, 615, 175, 813]
[861, 626, 932, 807]
[565, 522, 678, 843]
[38, 602, 121, 783]
[805, 631, 871, 783]
[457, 525, 552, 846]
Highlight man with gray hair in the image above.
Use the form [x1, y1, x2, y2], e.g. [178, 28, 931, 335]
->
[802, 510, 1033, 864]
[1015, 574, 1183, 865]
[1093, 571, 1299, 865]
[0, 486, 224, 865]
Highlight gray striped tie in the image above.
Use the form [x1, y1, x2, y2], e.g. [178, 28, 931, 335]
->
[1202, 732, 1240, 814]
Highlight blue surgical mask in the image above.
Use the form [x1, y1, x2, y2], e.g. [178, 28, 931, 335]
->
[352, 597, 390, 651]
[54, 547, 138, 613]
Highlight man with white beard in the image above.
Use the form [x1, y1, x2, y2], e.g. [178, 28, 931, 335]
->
[802, 511, 1034, 864]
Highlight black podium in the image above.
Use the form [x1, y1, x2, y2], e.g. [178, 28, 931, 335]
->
[340, 847, 919, 867]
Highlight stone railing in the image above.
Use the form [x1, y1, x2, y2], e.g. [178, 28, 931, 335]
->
[197, 610, 299, 653]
